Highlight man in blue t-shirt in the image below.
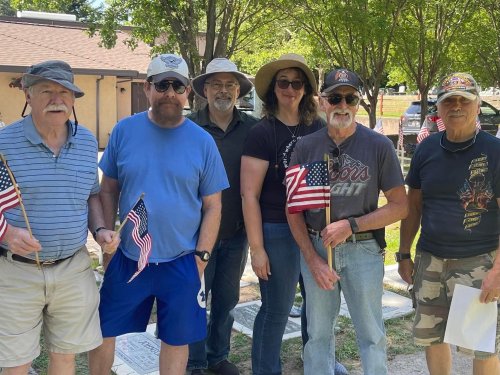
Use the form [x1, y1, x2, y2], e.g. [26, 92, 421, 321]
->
[399, 73, 500, 374]
[89, 54, 229, 375]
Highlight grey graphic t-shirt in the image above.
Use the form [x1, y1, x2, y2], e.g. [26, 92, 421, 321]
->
[289, 124, 404, 230]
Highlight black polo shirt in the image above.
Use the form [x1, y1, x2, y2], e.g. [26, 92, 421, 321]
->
[189, 106, 259, 240]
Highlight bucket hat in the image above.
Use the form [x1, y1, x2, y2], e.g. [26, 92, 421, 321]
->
[254, 53, 317, 101]
[22, 60, 84, 98]
[192, 58, 253, 99]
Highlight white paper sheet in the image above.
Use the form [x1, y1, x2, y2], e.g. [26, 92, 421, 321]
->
[444, 284, 497, 353]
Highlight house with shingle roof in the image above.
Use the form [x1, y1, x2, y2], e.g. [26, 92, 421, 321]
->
[0, 13, 152, 148]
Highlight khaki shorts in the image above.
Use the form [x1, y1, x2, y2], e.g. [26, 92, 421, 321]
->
[0, 247, 102, 367]
[412, 249, 500, 359]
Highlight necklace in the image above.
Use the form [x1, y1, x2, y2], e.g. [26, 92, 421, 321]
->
[284, 123, 301, 139]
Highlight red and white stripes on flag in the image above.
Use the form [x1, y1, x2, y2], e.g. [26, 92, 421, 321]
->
[127, 198, 153, 283]
[417, 118, 482, 143]
[0, 158, 21, 240]
[286, 161, 330, 214]
[397, 120, 404, 150]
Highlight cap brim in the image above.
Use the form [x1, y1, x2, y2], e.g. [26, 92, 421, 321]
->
[322, 83, 360, 94]
[254, 60, 317, 101]
[22, 75, 84, 98]
[150, 72, 190, 86]
[437, 91, 477, 104]
[192, 72, 253, 99]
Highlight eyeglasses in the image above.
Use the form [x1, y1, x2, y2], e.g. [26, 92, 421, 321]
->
[325, 94, 360, 106]
[152, 80, 186, 94]
[276, 79, 304, 90]
[205, 81, 239, 91]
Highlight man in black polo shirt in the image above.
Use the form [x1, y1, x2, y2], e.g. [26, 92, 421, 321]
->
[187, 58, 259, 375]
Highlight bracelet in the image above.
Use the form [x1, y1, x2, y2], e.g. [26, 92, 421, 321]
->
[92, 226, 106, 240]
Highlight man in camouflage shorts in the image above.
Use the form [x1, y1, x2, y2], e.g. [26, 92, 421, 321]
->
[398, 73, 500, 375]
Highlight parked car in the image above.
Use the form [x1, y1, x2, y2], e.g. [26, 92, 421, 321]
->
[423, 100, 500, 135]
[400, 100, 436, 135]
[400, 99, 500, 155]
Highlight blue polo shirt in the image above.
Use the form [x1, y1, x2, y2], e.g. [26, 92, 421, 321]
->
[0, 115, 99, 260]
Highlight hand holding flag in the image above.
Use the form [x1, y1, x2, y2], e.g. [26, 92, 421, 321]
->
[118, 194, 152, 283]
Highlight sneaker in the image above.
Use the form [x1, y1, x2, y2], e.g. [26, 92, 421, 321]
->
[289, 304, 302, 318]
[335, 360, 349, 375]
[190, 370, 207, 375]
[208, 359, 240, 375]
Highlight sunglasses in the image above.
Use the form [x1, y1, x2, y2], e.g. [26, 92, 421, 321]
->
[330, 147, 341, 173]
[152, 80, 186, 94]
[325, 94, 360, 106]
[276, 79, 304, 90]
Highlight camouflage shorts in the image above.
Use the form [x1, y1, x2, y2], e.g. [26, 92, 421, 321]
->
[412, 249, 500, 359]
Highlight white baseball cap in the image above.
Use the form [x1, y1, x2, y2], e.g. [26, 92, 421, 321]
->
[147, 54, 190, 85]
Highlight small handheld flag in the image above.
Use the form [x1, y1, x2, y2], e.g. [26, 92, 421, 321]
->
[286, 161, 330, 214]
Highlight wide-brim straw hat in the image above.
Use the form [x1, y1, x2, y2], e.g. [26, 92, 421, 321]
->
[254, 53, 317, 101]
[192, 58, 253, 99]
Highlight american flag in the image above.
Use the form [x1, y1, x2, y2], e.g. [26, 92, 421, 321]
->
[286, 161, 330, 214]
[374, 119, 384, 135]
[416, 125, 430, 143]
[0, 158, 21, 240]
[127, 198, 153, 282]
[418, 118, 482, 143]
[397, 120, 404, 150]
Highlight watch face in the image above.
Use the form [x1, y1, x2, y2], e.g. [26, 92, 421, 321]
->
[201, 252, 210, 261]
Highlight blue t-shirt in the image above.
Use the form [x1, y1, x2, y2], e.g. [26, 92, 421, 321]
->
[406, 131, 500, 258]
[100, 112, 229, 262]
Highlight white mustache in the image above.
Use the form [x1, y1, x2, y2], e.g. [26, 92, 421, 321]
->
[44, 104, 69, 113]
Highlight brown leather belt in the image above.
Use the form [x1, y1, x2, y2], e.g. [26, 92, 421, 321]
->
[0, 247, 73, 266]
[307, 227, 374, 242]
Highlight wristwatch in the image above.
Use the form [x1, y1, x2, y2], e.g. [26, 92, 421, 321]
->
[394, 252, 411, 262]
[347, 217, 359, 234]
[92, 226, 106, 240]
[195, 250, 211, 262]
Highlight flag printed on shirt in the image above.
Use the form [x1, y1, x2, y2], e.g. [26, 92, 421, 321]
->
[127, 198, 153, 283]
[0, 158, 21, 240]
[286, 161, 330, 214]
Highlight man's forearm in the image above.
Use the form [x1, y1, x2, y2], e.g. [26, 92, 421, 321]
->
[196, 194, 222, 252]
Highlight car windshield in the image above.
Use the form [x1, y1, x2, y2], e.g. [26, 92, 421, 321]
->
[405, 103, 421, 115]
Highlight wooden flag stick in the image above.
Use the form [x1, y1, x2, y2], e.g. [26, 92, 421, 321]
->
[324, 153, 333, 271]
[115, 192, 145, 234]
[0, 154, 40, 268]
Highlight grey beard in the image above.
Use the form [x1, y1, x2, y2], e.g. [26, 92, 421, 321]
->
[213, 98, 234, 112]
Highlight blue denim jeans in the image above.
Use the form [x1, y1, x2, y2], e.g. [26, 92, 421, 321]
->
[252, 222, 300, 375]
[302, 236, 387, 375]
[188, 229, 248, 370]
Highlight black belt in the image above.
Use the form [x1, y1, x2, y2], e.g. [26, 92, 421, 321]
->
[0, 247, 73, 266]
[307, 227, 374, 242]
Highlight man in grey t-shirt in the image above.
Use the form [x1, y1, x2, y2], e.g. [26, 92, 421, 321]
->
[286, 68, 408, 375]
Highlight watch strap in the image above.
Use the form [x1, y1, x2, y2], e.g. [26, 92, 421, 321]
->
[347, 217, 359, 234]
[395, 252, 411, 262]
[92, 226, 106, 240]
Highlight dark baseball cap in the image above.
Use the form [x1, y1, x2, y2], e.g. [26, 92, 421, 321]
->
[321, 68, 362, 94]
[21, 60, 84, 98]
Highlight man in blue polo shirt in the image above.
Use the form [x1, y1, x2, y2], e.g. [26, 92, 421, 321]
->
[89, 54, 229, 375]
[0, 60, 118, 374]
